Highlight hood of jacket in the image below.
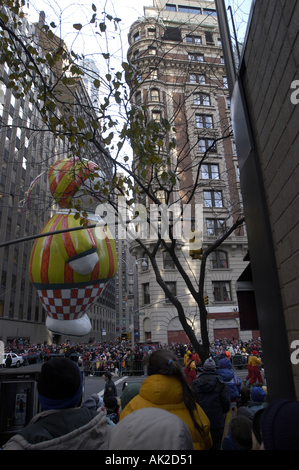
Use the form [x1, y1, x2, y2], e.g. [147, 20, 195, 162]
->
[140, 374, 184, 405]
[196, 372, 220, 393]
[109, 407, 194, 450]
[217, 367, 235, 382]
[3, 407, 109, 450]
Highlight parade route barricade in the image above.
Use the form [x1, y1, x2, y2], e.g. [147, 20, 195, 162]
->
[231, 355, 248, 369]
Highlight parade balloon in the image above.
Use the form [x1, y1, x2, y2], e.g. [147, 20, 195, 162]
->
[48, 156, 104, 211]
[29, 157, 117, 337]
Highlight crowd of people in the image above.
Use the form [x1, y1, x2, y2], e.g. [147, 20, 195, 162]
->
[1, 337, 299, 450]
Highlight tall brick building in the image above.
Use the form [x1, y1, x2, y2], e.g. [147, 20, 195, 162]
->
[128, 0, 250, 344]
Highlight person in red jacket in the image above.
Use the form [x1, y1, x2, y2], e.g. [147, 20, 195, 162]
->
[184, 353, 197, 384]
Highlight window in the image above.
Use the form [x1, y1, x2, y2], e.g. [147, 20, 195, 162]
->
[210, 251, 228, 269]
[201, 164, 219, 180]
[203, 190, 223, 208]
[166, 4, 176, 11]
[186, 35, 201, 44]
[188, 53, 204, 62]
[198, 138, 217, 153]
[206, 219, 226, 237]
[196, 114, 213, 129]
[203, 8, 217, 17]
[190, 74, 205, 84]
[223, 76, 228, 88]
[149, 68, 158, 80]
[194, 93, 210, 106]
[133, 32, 140, 42]
[148, 28, 156, 37]
[163, 252, 175, 270]
[163, 27, 181, 41]
[205, 31, 214, 45]
[152, 111, 161, 122]
[178, 5, 201, 14]
[133, 50, 139, 61]
[135, 91, 142, 105]
[148, 47, 157, 55]
[165, 282, 177, 302]
[150, 88, 160, 101]
[213, 281, 232, 302]
[143, 283, 150, 305]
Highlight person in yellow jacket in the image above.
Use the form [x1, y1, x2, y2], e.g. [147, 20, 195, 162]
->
[184, 350, 191, 366]
[246, 350, 263, 385]
[120, 349, 213, 450]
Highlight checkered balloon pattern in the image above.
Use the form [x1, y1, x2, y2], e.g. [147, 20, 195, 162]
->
[37, 283, 106, 321]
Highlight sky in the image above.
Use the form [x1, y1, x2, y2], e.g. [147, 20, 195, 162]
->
[24, 0, 253, 161]
[26, 0, 253, 60]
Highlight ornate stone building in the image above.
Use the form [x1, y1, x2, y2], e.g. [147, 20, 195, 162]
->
[128, 0, 250, 344]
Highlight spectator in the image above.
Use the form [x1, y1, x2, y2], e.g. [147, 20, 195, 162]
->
[192, 357, 231, 450]
[103, 396, 120, 425]
[184, 353, 197, 385]
[260, 399, 299, 450]
[119, 349, 213, 450]
[3, 357, 109, 450]
[248, 386, 267, 415]
[217, 358, 242, 402]
[237, 387, 254, 420]
[5, 354, 12, 368]
[222, 415, 253, 450]
[108, 408, 194, 450]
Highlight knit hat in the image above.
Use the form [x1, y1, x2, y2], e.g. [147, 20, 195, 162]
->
[260, 399, 299, 450]
[81, 393, 102, 411]
[203, 357, 216, 371]
[252, 350, 259, 356]
[37, 357, 82, 411]
[218, 358, 232, 369]
[250, 387, 266, 403]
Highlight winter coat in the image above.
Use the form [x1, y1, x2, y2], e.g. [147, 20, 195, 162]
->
[3, 407, 109, 450]
[119, 374, 212, 450]
[248, 355, 262, 367]
[192, 371, 231, 429]
[217, 360, 242, 401]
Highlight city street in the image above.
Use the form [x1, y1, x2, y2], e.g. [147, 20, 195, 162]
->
[82, 366, 258, 401]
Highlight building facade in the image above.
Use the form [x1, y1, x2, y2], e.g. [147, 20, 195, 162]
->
[128, 0, 251, 345]
[216, 0, 299, 399]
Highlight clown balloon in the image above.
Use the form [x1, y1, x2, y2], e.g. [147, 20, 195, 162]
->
[29, 157, 118, 337]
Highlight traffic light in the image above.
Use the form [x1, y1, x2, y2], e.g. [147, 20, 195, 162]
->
[204, 295, 209, 305]
[189, 230, 203, 260]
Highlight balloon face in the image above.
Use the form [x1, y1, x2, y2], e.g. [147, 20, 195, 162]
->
[29, 213, 118, 335]
[48, 157, 104, 211]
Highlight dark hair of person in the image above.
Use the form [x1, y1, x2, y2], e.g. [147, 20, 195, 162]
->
[229, 416, 253, 450]
[145, 349, 205, 439]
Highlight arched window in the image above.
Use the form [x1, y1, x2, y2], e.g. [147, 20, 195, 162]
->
[135, 91, 142, 105]
[150, 88, 160, 102]
[210, 251, 228, 269]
